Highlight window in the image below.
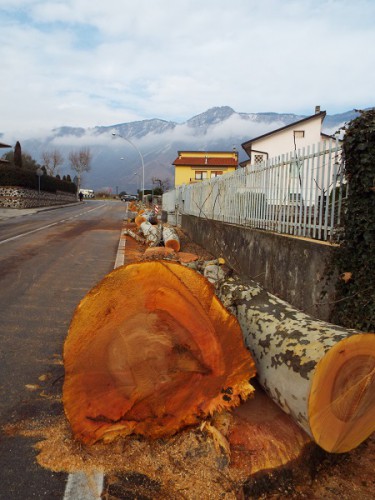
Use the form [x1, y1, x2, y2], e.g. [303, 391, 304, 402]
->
[210, 171, 223, 178]
[195, 171, 207, 180]
[254, 154, 264, 165]
[294, 130, 305, 138]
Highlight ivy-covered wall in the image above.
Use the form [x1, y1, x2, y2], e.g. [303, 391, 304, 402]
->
[331, 109, 375, 331]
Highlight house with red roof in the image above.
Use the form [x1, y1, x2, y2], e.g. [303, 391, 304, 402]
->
[173, 150, 238, 187]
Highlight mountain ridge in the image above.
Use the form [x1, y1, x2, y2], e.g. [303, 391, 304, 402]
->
[12, 106, 362, 192]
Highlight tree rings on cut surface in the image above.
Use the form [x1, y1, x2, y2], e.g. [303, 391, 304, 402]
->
[309, 333, 375, 453]
[63, 261, 256, 444]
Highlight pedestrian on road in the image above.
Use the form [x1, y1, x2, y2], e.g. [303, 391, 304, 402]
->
[79, 191, 83, 202]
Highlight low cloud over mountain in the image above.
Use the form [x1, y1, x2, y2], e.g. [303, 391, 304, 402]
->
[12, 106, 359, 193]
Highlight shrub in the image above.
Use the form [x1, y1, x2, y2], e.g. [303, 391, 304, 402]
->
[331, 109, 375, 331]
[0, 164, 77, 194]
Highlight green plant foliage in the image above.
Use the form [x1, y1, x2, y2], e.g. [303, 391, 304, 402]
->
[0, 164, 77, 194]
[2, 150, 43, 171]
[332, 109, 375, 331]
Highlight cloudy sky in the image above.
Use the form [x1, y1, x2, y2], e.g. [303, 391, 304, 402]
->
[1, 0, 374, 139]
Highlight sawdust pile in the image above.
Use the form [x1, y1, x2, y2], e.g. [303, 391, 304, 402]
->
[6, 414, 246, 499]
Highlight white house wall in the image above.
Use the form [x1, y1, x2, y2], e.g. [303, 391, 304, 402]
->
[251, 116, 325, 161]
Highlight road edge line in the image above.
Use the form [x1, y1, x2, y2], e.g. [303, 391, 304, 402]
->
[63, 224, 126, 499]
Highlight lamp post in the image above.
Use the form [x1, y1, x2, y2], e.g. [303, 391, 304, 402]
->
[112, 133, 145, 200]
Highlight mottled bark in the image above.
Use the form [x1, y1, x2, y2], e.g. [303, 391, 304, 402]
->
[216, 276, 375, 453]
[140, 221, 162, 247]
[123, 229, 146, 244]
[162, 226, 180, 252]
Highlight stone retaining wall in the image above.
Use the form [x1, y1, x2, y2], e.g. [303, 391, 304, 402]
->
[0, 186, 77, 209]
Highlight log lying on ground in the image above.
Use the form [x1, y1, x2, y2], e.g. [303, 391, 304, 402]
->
[163, 226, 180, 252]
[216, 275, 375, 453]
[63, 261, 256, 445]
[134, 214, 148, 227]
[124, 210, 138, 222]
[123, 228, 146, 244]
[139, 221, 162, 247]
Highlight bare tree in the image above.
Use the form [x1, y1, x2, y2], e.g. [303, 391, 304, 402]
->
[41, 149, 64, 176]
[161, 178, 171, 192]
[68, 147, 92, 192]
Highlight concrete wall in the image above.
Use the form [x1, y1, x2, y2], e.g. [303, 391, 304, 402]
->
[0, 186, 77, 209]
[181, 214, 337, 322]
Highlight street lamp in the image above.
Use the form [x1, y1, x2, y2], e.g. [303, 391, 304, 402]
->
[112, 132, 145, 200]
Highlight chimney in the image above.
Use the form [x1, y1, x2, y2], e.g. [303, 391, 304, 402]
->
[315, 105, 321, 114]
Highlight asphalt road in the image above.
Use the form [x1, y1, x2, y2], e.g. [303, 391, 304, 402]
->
[0, 201, 125, 499]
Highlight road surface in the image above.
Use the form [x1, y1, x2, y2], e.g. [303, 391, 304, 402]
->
[0, 201, 125, 499]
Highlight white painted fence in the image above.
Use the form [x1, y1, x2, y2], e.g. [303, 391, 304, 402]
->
[163, 140, 346, 241]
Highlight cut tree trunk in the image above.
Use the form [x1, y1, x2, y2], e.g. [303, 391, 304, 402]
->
[123, 228, 146, 244]
[63, 261, 256, 445]
[163, 226, 180, 252]
[139, 221, 162, 247]
[216, 275, 375, 453]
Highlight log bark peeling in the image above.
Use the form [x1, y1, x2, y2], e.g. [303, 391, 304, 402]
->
[216, 276, 375, 453]
[63, 261, 256, 444]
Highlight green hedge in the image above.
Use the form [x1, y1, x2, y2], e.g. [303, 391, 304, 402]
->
[331, 109, 375, 331]
[0, 165, 77, 194]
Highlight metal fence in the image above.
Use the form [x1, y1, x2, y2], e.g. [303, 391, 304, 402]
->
[163, 139, 347, 241]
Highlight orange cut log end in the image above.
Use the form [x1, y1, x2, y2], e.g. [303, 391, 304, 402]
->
[177, 252, 200, 263]
[229, 386, 311, 476]
[63, 261, 256, 444]
[134, 215, 147, 227]
[165, 240, 181, 252]
[309, 333, 375, 453]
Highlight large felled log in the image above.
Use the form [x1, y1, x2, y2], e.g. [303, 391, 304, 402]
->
[216, 276, 375, 453]
[63, 261, 256, 445]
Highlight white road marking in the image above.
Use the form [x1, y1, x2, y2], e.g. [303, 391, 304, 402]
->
[114, 231, 126, 269]
[63, 224, 126, 499]
[63, 472, 104, 500]
[0, 205, 107, 245]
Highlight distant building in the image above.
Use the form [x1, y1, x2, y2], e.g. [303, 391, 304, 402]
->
[80, 189, 95, 198]
[173, 150, 238, 187]
[0, 141, 11, 165]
